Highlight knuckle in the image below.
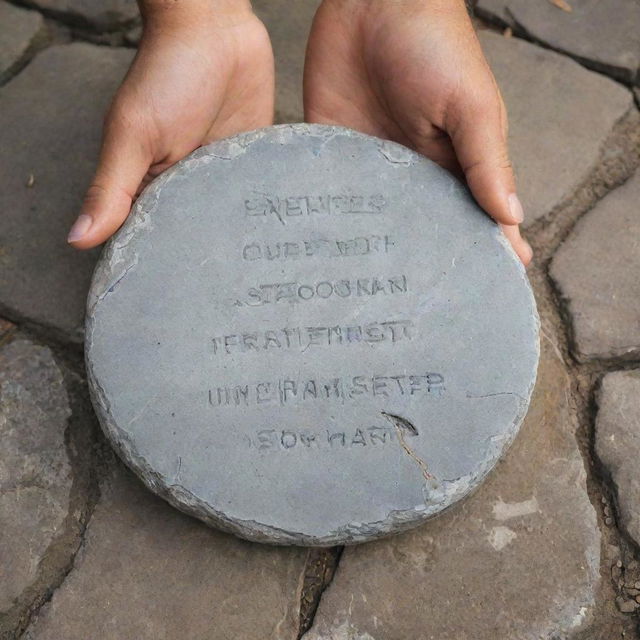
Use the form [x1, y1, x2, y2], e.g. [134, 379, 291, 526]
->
[83, 183, 109, 207]
[104, 99, 143, 134]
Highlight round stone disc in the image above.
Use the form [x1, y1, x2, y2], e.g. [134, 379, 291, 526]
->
[86, 124, 539, 546]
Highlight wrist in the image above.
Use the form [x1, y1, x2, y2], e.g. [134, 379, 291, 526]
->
[139, 0, 253, 31]
[324, 0, 467, 18]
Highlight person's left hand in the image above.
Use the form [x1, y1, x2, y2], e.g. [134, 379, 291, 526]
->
[304, 0, 532, 265]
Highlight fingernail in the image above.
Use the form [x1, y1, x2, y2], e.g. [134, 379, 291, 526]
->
[67, 214, 93, 243]
[508, 193, 524, 224]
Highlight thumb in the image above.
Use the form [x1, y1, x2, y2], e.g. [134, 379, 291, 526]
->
[68, 112, 151, 250]
[448, 89, 524, 227]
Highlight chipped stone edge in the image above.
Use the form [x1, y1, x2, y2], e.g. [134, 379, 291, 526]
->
[85, 123, 540, 546]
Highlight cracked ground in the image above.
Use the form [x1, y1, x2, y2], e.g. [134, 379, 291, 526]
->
[1, 0, 640, 638]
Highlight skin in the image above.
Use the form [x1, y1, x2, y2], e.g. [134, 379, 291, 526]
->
[68, 0, 531, 265]
[67, 0, 274, 249]
[305, 0, 531, 264]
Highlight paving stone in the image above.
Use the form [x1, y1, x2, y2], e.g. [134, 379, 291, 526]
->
[477, 0, 640, 86]
[550, 171, 640, 361]
[28, 0, 138, 31]
[0, 43, 133, 343]
[25, 464, 308, 640]
[0, 2, 45, 85]
[595, 370, 640, 548]
[86, 124, 539, 545]
[0, 337, 73, 613]
[253, 0, 321, 122]
[303, 329, 600, 639]
[478, 31, 633, 227]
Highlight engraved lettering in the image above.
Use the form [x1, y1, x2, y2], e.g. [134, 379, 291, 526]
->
[212, 320, 413, 356]
[207, 372, 445, 408]
[244, 193, 386, 223]
[240, 235, 396, 262]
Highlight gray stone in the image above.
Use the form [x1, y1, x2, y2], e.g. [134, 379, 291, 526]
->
[0, 43, 133, 342]
[595, 370, 640, 548]
[86, 124, 539, 545]
[253, 0, 321, 123]
[478, 31, 633, 227]
[303, 329, 600, 639]
[478, 0, 640, 86]
[0, 338, 73, 613]
[550, 171, 640, 361]
[25, 464, 308, 640]
[0, 2, 45, 85]
[28, 0, 138, 31]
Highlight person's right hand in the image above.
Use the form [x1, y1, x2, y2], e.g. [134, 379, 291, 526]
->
[304, 0, 532, 265]
[68, 0, 274, 249]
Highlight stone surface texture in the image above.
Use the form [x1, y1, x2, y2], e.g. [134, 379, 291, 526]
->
[595, 370, 640, 548]
[479, 31, 633, 226]
[0, 338, 73, 613]
[551, 171, 640, 361]
[253, 0, 321, 123]
[0, 2, 45, 85]
[476, 0, 640, 85]
[86, 124, 539, 545]
[24, 465, 308, 640]
[303, 332, 600, 640]
[0, 43, 133, 342]
[27, 0, 138, 30]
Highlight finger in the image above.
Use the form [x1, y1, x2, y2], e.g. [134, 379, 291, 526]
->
[68, 112, 151, 250]
[448, 90, 524, 227]
[500, 223, 533, 266]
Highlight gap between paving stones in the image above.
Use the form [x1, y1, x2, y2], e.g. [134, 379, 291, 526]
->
[298, 548, 343, 638]
[0, 330, 104, 640]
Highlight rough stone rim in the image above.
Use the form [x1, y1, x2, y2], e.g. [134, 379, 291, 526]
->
[85, 123, 540, 546]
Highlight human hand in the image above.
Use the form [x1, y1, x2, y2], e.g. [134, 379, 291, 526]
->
[304, 0, 532, 265]
[68, 0, 274, 249]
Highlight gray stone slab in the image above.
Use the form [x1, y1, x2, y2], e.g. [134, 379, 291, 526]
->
[252, 0, 321, 123]
[24, 464, 308, 640]
[0, 43, 133, 342]
[86, 124, 539, 545]
[303, 329, 600, 639]
[595, 370, 640, 548]
[550, 171, 640, 361]
[479, 31, 633, 227]
[0, 2, 45, 85]
[0, 337, 73, 613]
[28, 0, 138, 30]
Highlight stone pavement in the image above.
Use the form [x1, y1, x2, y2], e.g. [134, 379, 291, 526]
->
[0, 1, 639, 638]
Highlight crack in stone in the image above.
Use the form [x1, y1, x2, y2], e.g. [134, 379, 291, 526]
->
[381, 411, 437, 484]
[465, 391, 528, 403]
